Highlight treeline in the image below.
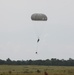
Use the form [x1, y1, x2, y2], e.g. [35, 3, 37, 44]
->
[0, 58, 74, 66]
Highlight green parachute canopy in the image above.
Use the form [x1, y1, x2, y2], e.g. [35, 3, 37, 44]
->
[31, 13, 47, 21]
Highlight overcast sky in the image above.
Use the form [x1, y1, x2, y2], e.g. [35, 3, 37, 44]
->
[0, 0, 74, 60]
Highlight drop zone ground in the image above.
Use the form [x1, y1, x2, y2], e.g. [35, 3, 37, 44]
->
[0, 65, 74, 75]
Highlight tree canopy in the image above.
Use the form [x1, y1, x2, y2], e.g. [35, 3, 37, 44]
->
[0, 58, 74, 66]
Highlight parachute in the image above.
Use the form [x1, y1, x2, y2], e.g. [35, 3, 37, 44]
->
[31, 13, 47, 21]
[31, 13, 48, 54]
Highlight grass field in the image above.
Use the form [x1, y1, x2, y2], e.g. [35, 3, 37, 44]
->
[0, 65, 74, 75]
